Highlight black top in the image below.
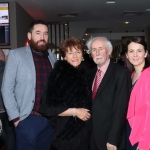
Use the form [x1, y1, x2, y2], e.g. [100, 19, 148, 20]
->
[40, 60, 92, 150]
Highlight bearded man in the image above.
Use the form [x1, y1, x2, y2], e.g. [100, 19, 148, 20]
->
[1, 20, 56, 150]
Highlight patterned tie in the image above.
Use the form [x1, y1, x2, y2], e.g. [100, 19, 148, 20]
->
[92, 69, 101, 100]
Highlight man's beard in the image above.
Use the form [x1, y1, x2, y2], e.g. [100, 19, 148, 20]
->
[29, 39, 48, 52]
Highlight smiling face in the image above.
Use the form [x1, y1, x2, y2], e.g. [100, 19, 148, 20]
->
[27, 24, 49, 52]
[91, 39, 111, 68]
[126, 42, 148, 68]
[64, 47, 83, 67]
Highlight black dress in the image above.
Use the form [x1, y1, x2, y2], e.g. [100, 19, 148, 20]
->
[126, 82, 138, 150]
[40, 60, 92, 150]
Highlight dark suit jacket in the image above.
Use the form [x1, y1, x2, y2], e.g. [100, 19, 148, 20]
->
[89, 60, 131, 150]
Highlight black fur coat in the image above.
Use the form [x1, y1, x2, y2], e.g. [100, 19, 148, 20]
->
[40, 60, 92, 150]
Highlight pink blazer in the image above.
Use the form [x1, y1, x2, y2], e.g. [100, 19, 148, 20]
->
[127, 67, 150, 150]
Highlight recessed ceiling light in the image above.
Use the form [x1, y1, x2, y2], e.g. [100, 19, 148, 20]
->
[58, 13, 77, 17]
[85, 34, 88, 35]
[124, 21, 130, 24]
[106, 0, 115, 4]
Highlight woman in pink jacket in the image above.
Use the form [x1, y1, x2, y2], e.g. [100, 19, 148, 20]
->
[126, 37, 150, 150]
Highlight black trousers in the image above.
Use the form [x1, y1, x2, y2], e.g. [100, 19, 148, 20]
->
[0, 112, 17, 150]
[126, 121, 138, 150]
[90, 131, 99, 150]
[51, 139, 90, 150]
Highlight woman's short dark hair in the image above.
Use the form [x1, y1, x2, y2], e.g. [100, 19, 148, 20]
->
[125, 36, 150, 73]
[60, 37, 84, 58]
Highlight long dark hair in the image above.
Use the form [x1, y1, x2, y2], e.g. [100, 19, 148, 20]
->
[125, 37, 150, 73]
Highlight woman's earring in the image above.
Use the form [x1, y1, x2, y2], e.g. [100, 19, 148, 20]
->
[82, 57, 84, 61]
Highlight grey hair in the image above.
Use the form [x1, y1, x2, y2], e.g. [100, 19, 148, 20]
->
[86, 36, 113, 52]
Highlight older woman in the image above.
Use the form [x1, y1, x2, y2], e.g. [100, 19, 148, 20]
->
[40, 37, 92, 150]
[126, 37, 150, 150]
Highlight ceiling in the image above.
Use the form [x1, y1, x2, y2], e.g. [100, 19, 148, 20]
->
[2, 0, 150, 42]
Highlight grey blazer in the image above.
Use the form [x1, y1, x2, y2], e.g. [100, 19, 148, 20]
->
[1, 45, 56, 121]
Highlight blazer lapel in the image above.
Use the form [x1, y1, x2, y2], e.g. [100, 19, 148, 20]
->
[48, 50, 55, 68]
[25, 46, 36, 80]
[93, 61, 114, 101]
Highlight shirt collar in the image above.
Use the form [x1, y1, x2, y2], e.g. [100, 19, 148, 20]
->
[98, 58, 110, 74]
[31, 47, 49, 57]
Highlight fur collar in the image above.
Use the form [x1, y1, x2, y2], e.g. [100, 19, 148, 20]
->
[54, 60, 87, 78]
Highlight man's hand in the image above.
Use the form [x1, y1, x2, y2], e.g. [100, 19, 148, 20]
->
[14, 120, 19, 127]
[136, 147, 142, 150]
[106, 143, 117, 150]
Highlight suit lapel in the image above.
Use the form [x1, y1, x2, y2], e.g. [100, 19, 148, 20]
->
[93, 61, 114, 102]
[25, 46, 36, 80]
[48, 50, 55, 68]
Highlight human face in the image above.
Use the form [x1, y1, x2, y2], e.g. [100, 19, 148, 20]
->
[64, 47, 83, 67]
[27, 24, 49, 52]
[126, 42, 148, 68]
[91, 39, 111, 68]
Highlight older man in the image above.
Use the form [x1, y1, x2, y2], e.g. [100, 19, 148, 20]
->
[87, 37, 131, 150]
[1, 20, 56, 150]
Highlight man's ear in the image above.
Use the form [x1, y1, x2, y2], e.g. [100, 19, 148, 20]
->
[108, 49, 112, 56]
[27, 32, 31, 40]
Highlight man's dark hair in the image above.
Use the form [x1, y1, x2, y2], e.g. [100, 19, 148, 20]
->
[29, 20, 48, 33]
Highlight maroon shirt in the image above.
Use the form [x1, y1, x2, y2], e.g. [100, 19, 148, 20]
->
[32, 50, 52, 112]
